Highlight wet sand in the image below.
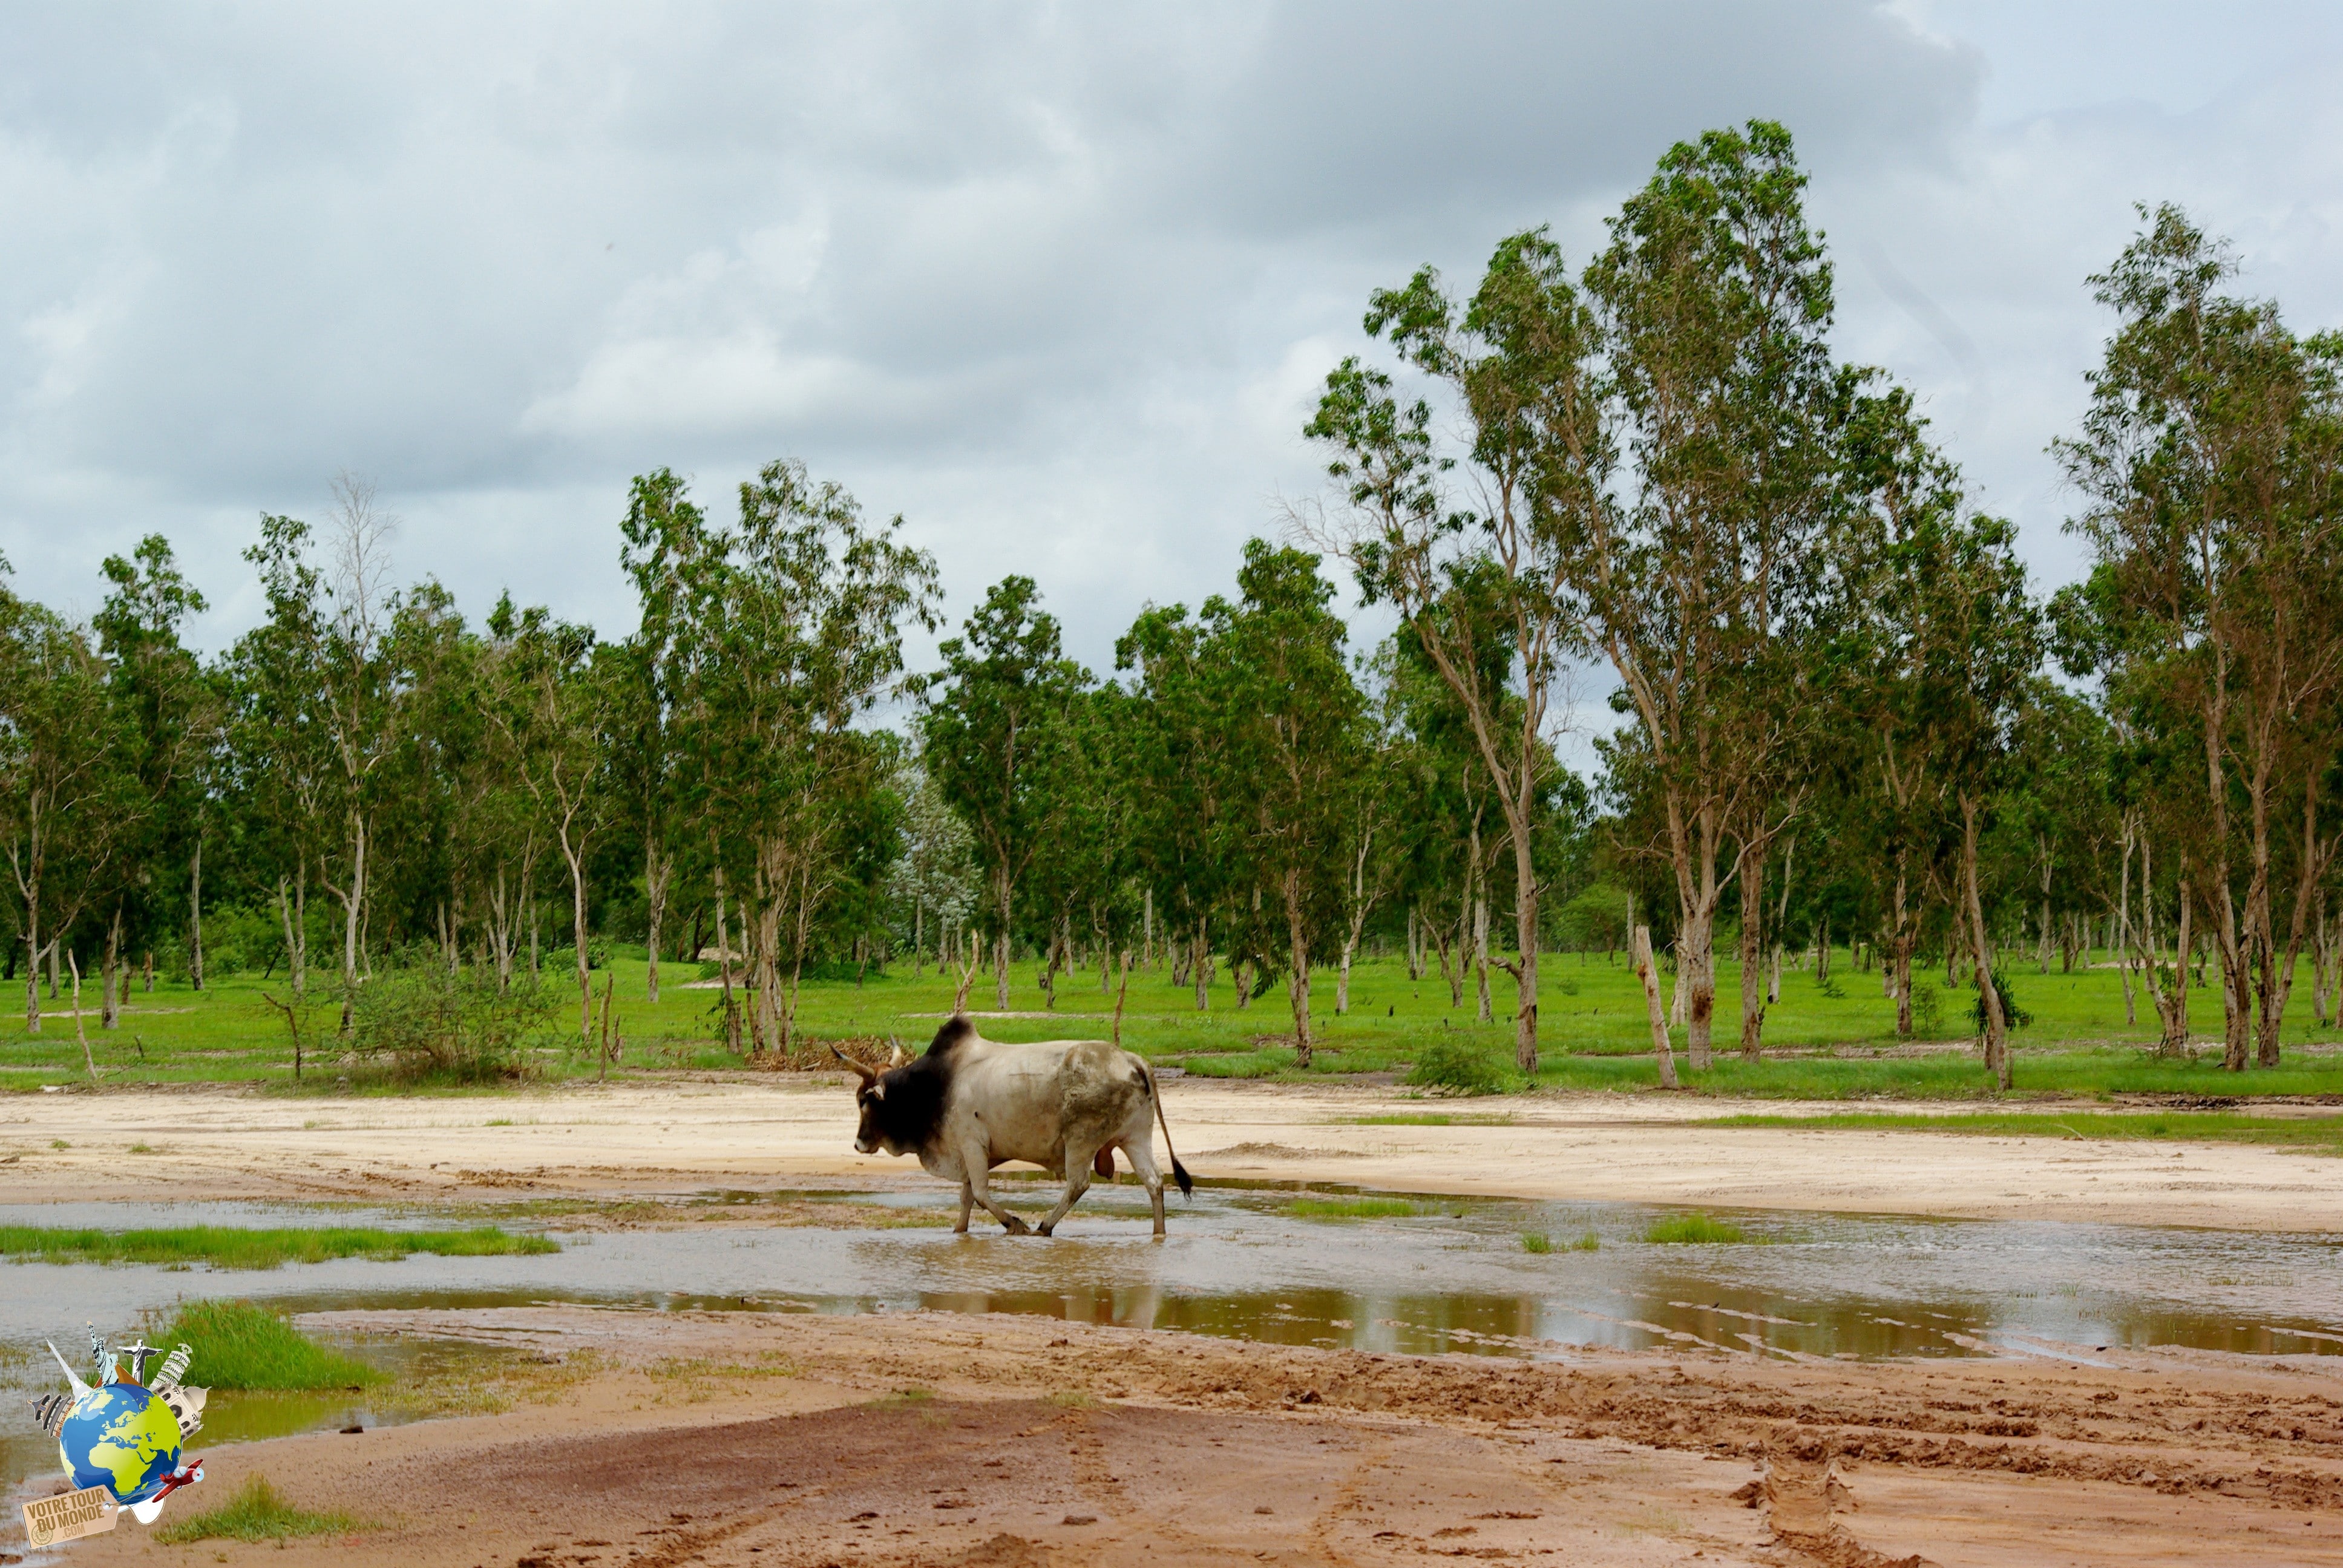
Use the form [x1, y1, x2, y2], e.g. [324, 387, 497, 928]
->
[42, 1303, 2343, 1567]
[5, 1076, 2343, 1232]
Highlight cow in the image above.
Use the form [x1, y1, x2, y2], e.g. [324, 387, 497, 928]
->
[835, 1016, 1193, 1236]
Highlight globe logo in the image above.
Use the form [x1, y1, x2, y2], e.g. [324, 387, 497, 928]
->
[58, 1381, 184, 1504]
[25, 1330, 207, 1534]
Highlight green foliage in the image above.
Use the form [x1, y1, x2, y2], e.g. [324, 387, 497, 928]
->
[1707, 1110, 2343, 1153]
[0, 1224, 556, 1270]
[1974, 967, 2034, 1032]
[1643, 1212, 1748, 1244]
[154, 1475, 367, 1544]
[1568, 1229, 1601, 1252]
[149, 1301, 382, 1390]
[1520, 1230, 1553, 1252]
[1404, 1036, 1518, 1096]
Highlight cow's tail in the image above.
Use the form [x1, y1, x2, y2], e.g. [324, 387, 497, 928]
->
[1139, 1062, 1193, 1198]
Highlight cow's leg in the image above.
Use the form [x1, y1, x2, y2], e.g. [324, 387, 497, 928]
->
[1125, 1137, 1168, 1237]
[954, 1178, 974, 1235]
[964, 1154, 1030, 1235]
[1035, 1146, 1097, 1236]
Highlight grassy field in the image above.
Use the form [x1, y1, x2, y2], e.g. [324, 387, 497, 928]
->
[0, 1224, 558, 1270]
[1, 945, 2338, 1101]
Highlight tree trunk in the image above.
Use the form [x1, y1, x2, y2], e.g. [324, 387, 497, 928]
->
[566, 832, 592, 1042]
[1962, 795, 2010, 1090]
[100, 907, 121, 1030]
[1737, 849, 1765, 1060]
[188, 835, 205, 993]
[644, 841, 669, 1006]
[2118, 820, 2137, 1027]
[1633, 924, 1676, 1088]
[715, 866, 741, 1054]
[1193, 916, 1211, 1011]
[21, 898, 39, 1033]
[2259, 778, 2333, 1068]
[1472, 892, 1492, 1026]
[339, 812, 367, 1035]
[1508, 817, 1538, 1073]
[992, 863, 1014, 1013]
[1283, 867, 1312, 1068]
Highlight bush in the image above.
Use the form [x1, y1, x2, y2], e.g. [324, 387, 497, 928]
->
[1973, 967, 2035, 1034]
[1404, 1036, 1518, 1096]
[149, 1300, 382, 1390]
[352, 967, 557, 1080]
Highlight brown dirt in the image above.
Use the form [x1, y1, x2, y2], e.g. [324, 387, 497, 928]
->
[39, 1304, 2343, 1567]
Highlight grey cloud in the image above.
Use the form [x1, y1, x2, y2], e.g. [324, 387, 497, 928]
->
[0, 1, 2330, 685]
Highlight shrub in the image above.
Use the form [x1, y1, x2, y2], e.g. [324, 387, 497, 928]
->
[1404, 1037, 1518, 1096]
[1973, 967, 2034, 1033]
[149, 1301, 382, 1390]
[352, 967, 556, 1080]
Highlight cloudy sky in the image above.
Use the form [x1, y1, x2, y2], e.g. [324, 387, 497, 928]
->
[4, 0, 2340, 690]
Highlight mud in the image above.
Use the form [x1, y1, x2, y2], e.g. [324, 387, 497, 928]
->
[34, 1304, 2343, 1567]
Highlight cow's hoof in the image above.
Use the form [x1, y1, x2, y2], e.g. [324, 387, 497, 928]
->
[1001, 1217, 1031, 1236]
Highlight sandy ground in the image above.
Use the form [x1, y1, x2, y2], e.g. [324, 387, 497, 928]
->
[4, 1077, 2342, 1231]
[28, 1303, 2343, 1568]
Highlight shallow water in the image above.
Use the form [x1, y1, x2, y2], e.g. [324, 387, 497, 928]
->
[3, 1186, 2339, 1488]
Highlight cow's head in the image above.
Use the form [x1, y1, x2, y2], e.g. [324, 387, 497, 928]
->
[836, 1048, 893, 1154]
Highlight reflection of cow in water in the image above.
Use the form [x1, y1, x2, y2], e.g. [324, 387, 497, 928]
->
[837, 1016, 1193, 1236]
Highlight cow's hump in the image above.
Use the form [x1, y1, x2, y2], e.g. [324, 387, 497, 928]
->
[926, 1015, 977, 1057]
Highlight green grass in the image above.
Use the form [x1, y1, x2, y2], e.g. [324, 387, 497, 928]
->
[154, 1475, 368, 1543]
[1520, 1230, 1553, 1253]
[1706, 1109, 2343, 1152]
[1644, 1213, 1749, 1245]
[151, 1300, 382, 1390]
[3, 944, 2338, 1103]
[0, 1223, 559, 1270]
[1344, 1112, 1515, 1126]
[1286, 1197, 1420, 1220]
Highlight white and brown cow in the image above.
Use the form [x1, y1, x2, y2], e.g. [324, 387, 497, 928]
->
[836, 1016, 1193, 1236]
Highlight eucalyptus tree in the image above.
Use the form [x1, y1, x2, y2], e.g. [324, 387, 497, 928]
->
[1214, 540, 1366, 1064]
[0, 584, 139, 1030]
[93, 535, 215, 1012]
[1303, 224, 1607, 1073]
[225, 515, 338, 1000]
[1838, 393, 2038, 1085]
[2057, 204, 2343, 1068]
[315, 475, 405, 1028]
[708, 460, 938, 1050]
[1580, 120, 1844, 1065]
[1116, 600, 1238, 1009]
[920, 577, 1081, 1011]
[485, 599, 606, 1037]
[615, 468, 710, 1002]
[886, 757, 978, 975]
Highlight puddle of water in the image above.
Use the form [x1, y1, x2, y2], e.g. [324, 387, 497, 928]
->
[3, 1188, 2340, 1489]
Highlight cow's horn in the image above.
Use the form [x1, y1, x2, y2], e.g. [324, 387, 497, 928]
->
[831, 1044, 877, 1084]
[886, 1038, 908, 1068]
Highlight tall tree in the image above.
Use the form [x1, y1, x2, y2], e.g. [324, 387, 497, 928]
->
[1303, 224, 1606, 1072]
[93, 535, 215, 1018]
[2057, 205, 2343, 1069]
[920, 577, 1083, 1013]
[1216, 540, 1366, 1065]
[709, 460, 938, 1050]
[1580, 120, 1844, 1066]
